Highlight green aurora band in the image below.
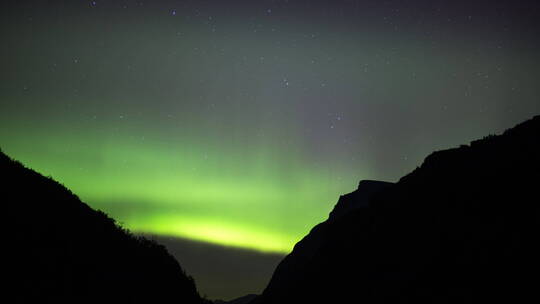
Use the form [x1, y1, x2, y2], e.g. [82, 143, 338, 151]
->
[1, 121, 359, 253]
[3, 0, 539, 256]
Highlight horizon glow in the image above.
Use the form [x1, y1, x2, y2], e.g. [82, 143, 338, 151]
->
[1, 123, 360, 253]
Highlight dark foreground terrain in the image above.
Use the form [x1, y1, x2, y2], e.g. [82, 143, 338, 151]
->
[252, 115, 540, 304]
[2, 151, 208, 303]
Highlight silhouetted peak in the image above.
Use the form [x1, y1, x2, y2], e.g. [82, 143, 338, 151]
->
[328, 179, 393, 221]
[357, 179, 392, 189]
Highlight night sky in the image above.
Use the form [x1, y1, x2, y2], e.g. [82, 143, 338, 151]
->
[2, 0, 540, 300]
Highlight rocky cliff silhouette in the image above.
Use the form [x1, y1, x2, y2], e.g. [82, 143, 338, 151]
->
[252, 115, 540, 304]
[2, 151, 209, 303]
[214, 294, 258, 304]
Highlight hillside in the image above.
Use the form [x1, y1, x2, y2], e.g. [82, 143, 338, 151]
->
[253, 115, 540, 303]
[2, 151, 208, 303]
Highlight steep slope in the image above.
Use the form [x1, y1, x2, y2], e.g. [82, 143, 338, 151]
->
[254, 115, 540, 304]
[258, 180, 393, 300]
[2, 151, 208, 303]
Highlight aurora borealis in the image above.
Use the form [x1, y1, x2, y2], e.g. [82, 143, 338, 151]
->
[0, 113, 357, 253]
[2, 0, 540, 299]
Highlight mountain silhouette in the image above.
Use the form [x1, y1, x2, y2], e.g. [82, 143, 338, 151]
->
[252, 115, 540, 304]
[328, 180, 394, 221]
[2, 151, 209, 303]
[214, 294, 258, 304]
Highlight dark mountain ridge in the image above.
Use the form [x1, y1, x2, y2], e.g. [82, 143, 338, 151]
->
[214, 293, 258, 304]
[253, 115, 540, 303]
[2, 151, 208, 303]
[257, 179, 394, 300]
[328, 180, 394, 221]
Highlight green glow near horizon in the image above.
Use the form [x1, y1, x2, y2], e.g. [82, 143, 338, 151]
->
[1, 122, 359, 253]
